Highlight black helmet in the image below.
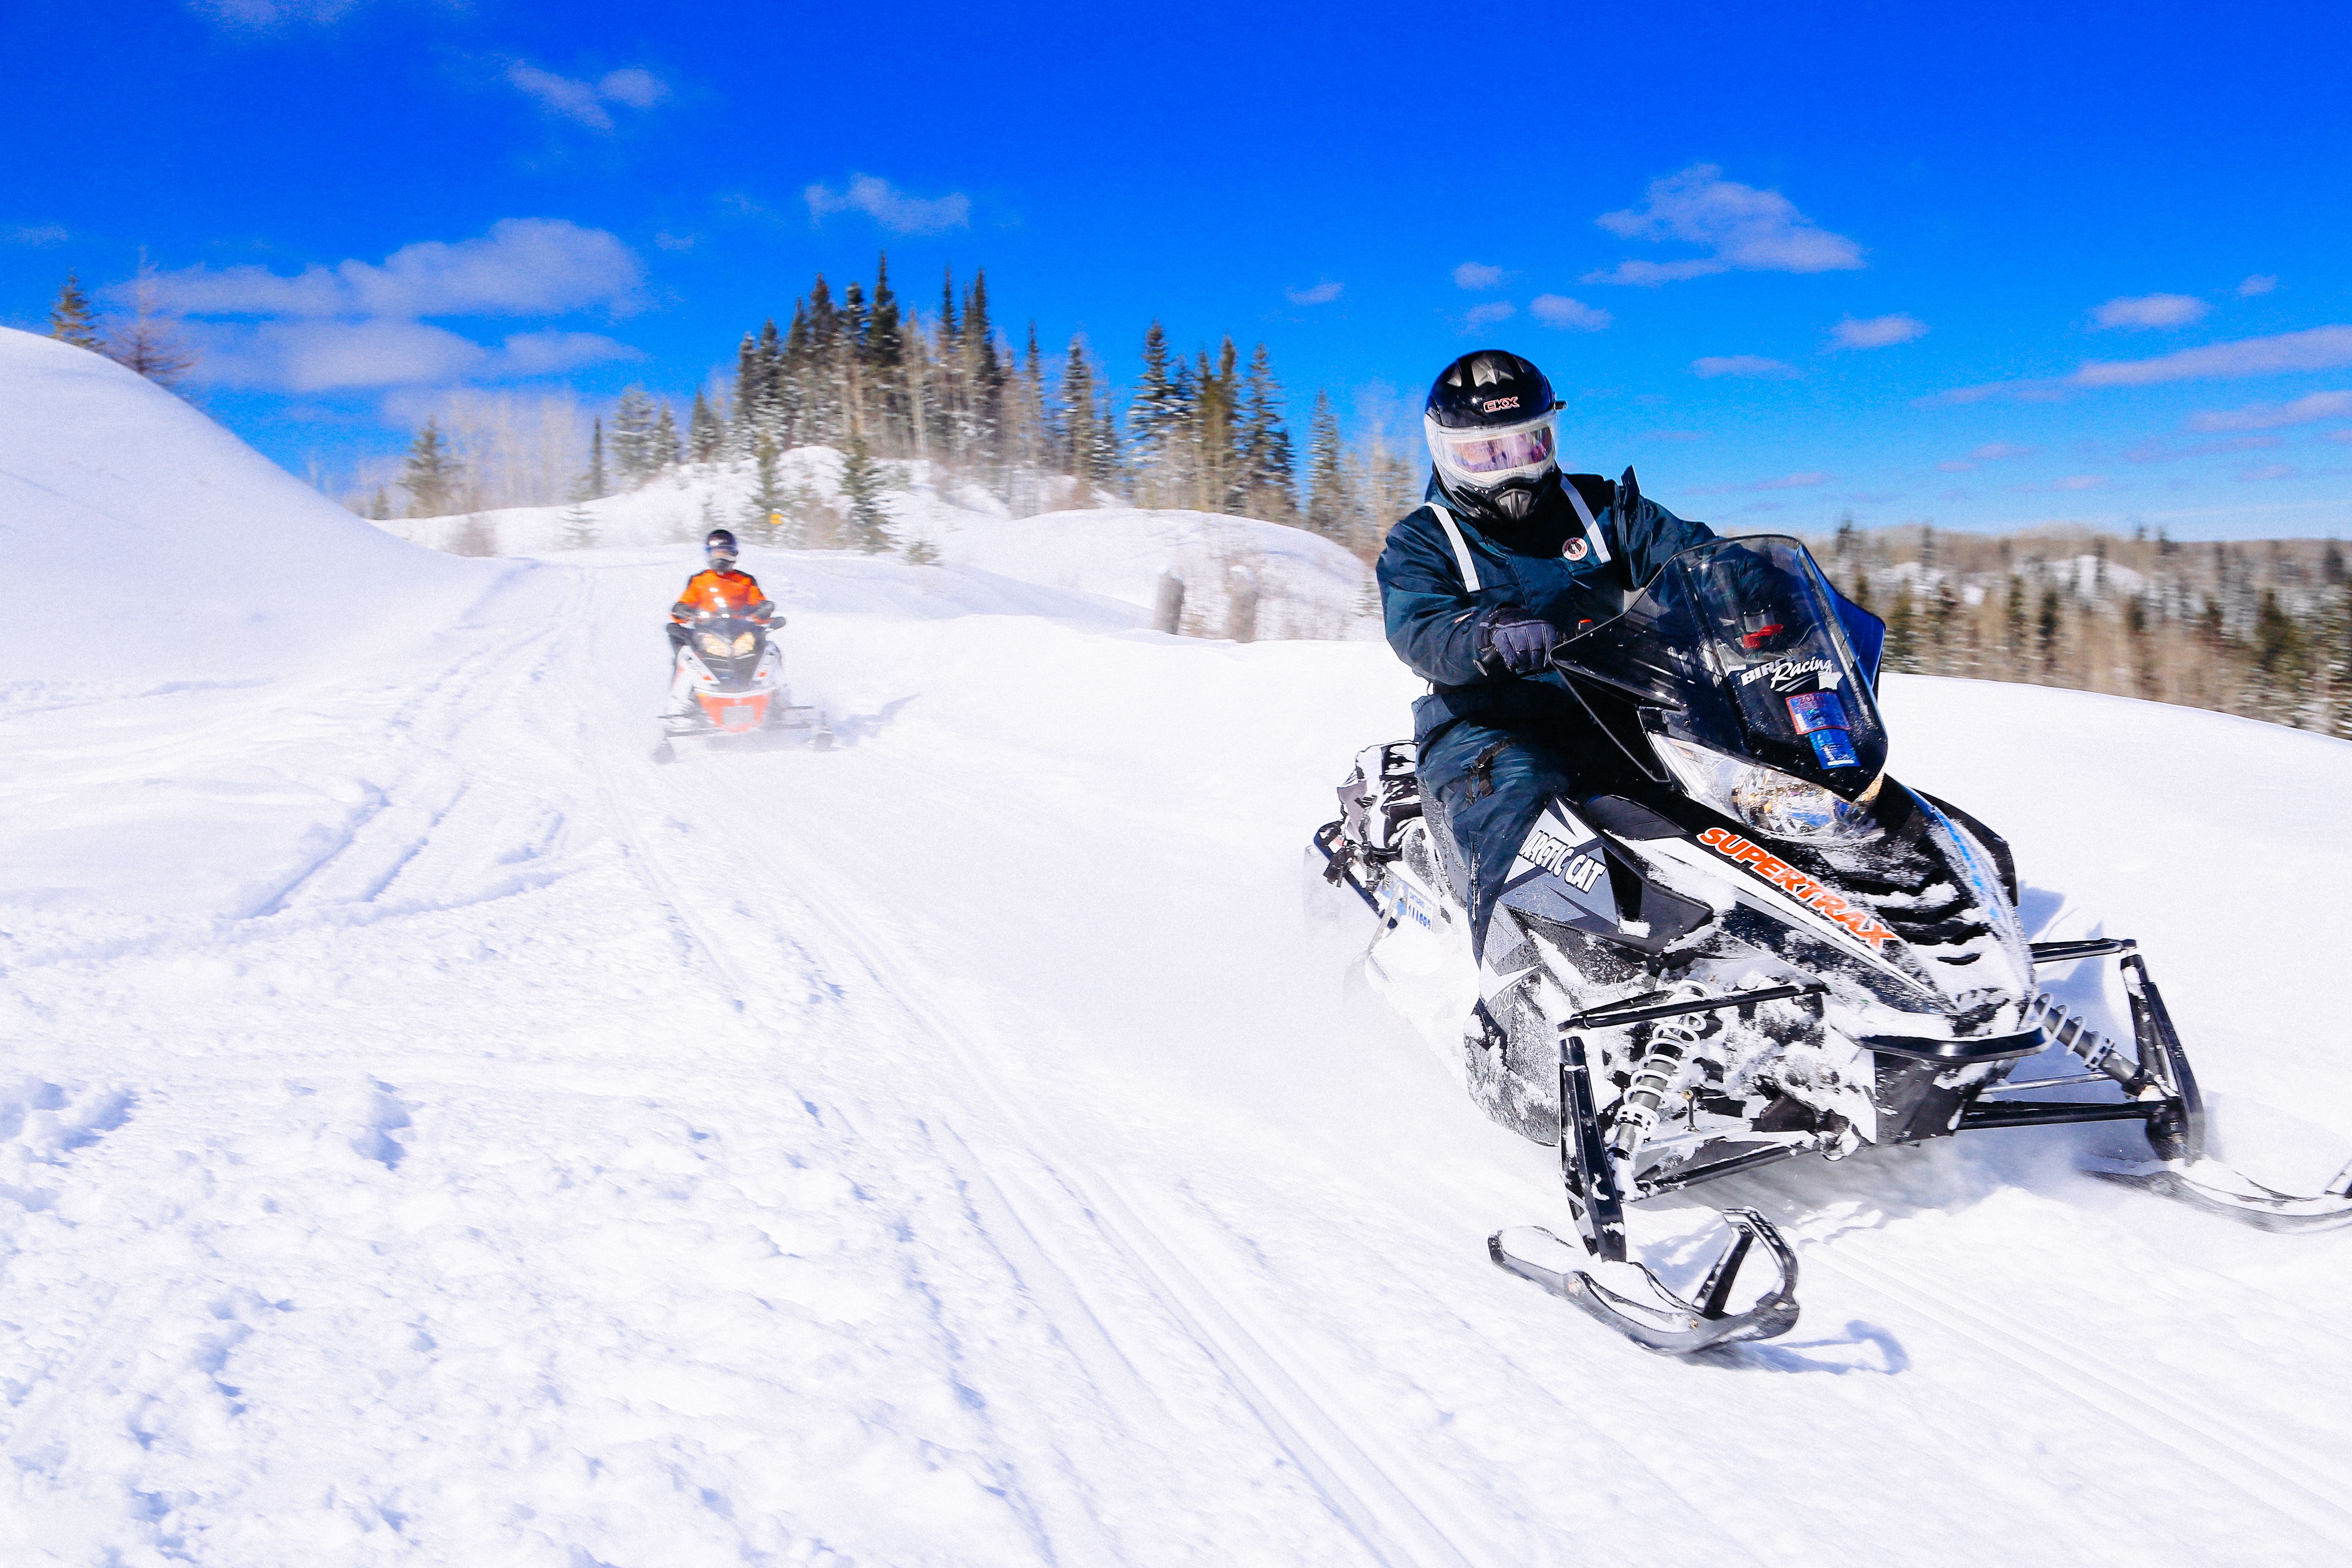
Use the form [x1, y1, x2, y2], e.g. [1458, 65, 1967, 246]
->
[704, 528, 738, 568]
[1423, 351, 1560, 522]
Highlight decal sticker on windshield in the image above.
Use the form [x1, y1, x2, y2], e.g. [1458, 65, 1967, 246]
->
[1784, 690, 1849, 735]
[1696, 826, 1896, 950]
[1738, 655, 1841, 693]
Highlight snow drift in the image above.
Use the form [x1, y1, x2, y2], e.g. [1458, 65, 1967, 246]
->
[0, 328, 488, 694]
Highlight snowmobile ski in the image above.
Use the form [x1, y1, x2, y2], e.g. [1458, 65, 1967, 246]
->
[1489, 1208, 1800, 1354]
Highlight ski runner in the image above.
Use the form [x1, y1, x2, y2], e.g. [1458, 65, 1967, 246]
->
[1376, 350, 1729, 1045]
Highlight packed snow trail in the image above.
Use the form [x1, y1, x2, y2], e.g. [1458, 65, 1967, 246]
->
[7, 537, 2350, 1565]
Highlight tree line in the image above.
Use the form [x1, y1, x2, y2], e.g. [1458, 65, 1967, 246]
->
[1827, 519, 2352, 737]
[381, 253, 1427, 557]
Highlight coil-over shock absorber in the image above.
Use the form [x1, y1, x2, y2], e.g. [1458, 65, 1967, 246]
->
[1610, 993, 1721, 1162]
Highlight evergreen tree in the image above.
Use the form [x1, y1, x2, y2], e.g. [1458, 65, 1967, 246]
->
[559, 500, 598, 550]
[1058, 335, 1096, 480]
[840, 439, 890, 553]
[1304, 388, 1350, 540]
[47, 273, 103, 350]
[743, 434, 786, 539]
[1886, 587, 1920, 673]
[2251, 588, 2309, 721]
[584, 417, 609, 499]
[400, 419, 464, 517]
[2036, 583, 2062, 680]
[652, 403, 681, 472]
[1129, 320, 1182, 503]
[1238, 343, 1296, 520]
[867, 253, 907, 448]
[611, 387, 658, 486]
[688, 390, 721, 463]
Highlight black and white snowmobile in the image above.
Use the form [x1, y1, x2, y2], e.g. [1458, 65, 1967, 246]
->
[654, 607, 828, 763]
[1310, 533, 2352, 1354]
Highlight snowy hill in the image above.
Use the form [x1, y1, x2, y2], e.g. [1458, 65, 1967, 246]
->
[374, 448, 1381, 641]
[0, 328, 487, 695]
[4, 351, 2352, 1564]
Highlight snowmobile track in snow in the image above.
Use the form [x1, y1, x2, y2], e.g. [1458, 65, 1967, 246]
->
[646, 775, 1490, 1568]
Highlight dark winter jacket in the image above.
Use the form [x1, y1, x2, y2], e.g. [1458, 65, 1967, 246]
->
[1376, 472, 1717, 744]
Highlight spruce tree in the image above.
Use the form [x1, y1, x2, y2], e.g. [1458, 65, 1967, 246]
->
[868, 253, 906, 449]
[840, 439, 890, 553]
[47, 273, 103, 350]
[400, 420, 464, 517]
[1238, 343, 1296, 521]
[1058, 336, 1095, 480]
[688, 390, 720, 463]
[611, 387, 657, 486]
[585, 417, 609, 499]
[652, 403, 680, 472]
[1305, 389, 1350, 540]
[1886, 587, 1919, 673]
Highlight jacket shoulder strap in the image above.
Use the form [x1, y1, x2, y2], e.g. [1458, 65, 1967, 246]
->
[1426, 502, 1483, 592]
[1560, 482, 1613, 565]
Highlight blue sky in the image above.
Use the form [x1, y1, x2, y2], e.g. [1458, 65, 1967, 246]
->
[5, 0, 2348, 538]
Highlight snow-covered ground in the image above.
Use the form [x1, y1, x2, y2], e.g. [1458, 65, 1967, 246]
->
[6, 329, 2352, 1565]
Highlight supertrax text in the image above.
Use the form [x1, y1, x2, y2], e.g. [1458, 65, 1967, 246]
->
[1697, 826, 1897, 950]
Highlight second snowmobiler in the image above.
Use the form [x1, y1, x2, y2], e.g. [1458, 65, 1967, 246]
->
[657, 528, 826, 757]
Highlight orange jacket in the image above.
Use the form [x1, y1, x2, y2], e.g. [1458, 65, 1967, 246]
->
[671, 567, 768, 621]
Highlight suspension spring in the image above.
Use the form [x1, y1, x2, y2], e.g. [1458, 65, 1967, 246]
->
[1612, 1014, 1707, 1159]
[2025, 991, 2147, 1092]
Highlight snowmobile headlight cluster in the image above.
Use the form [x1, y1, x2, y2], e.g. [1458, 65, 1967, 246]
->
[1651, 735, 1882, 844]
[696, 630, 757, 660]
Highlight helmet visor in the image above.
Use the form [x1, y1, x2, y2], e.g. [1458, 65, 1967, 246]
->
[1441, 422, 1555, 475]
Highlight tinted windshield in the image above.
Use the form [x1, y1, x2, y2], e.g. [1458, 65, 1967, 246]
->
[1555, 535, 1887, 797]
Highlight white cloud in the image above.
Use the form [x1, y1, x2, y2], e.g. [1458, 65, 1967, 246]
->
[2074, 325, 2352, 386]
[2238, 274, 2280, 297]
[506, 64, 670, 131]
[1691, 355, 1798, 379]
[1528, 294, 1610, 331]
[145, 219, 644, 320]
[2091, 293, 2208, 330]
[2186, 390, 2352, 432]
[2240, 463, 2297, 481]
[1585, 164, 1863, 286]
[2125, 435, 2278, 464]
[1452, 261, 1505, 290]
[1286, 280, 1344, 305]
[7, 223, 71, 247]
[1830, 312, 1928, 350]
[1463, 301, 1516, 332]
[189, 0, 366, 29]
[803, 174, 971, 235]
[596, 68, 668, 110]
[653, 232, 697, 252]
[1971, 442, 2038, 461]
[196, 319, 640, 392]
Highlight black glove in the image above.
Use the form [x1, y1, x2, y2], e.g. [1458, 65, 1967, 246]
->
[1480, 608, 1559, 675]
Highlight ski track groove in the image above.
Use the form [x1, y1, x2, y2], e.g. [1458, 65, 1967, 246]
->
[1808, 1245, 2352, 1551]
[581, 578, 1489, 1568]
[731, 829, 1482, 1568]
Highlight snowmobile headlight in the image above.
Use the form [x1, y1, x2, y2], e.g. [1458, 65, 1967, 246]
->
[732, 631, 756, 657]
[1651, 735, 1882, 844]
[697, 631, 733, 659]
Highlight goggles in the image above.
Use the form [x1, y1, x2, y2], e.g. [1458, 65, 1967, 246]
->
[1426, 411, 1559, 488]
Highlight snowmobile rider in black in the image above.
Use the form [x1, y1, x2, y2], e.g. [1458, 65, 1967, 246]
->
[1374, 350, 1721, 992]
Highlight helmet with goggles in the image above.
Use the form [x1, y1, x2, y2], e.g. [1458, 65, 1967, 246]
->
[704, 528, 739, 569]
[1423, 351, 1559, 522]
